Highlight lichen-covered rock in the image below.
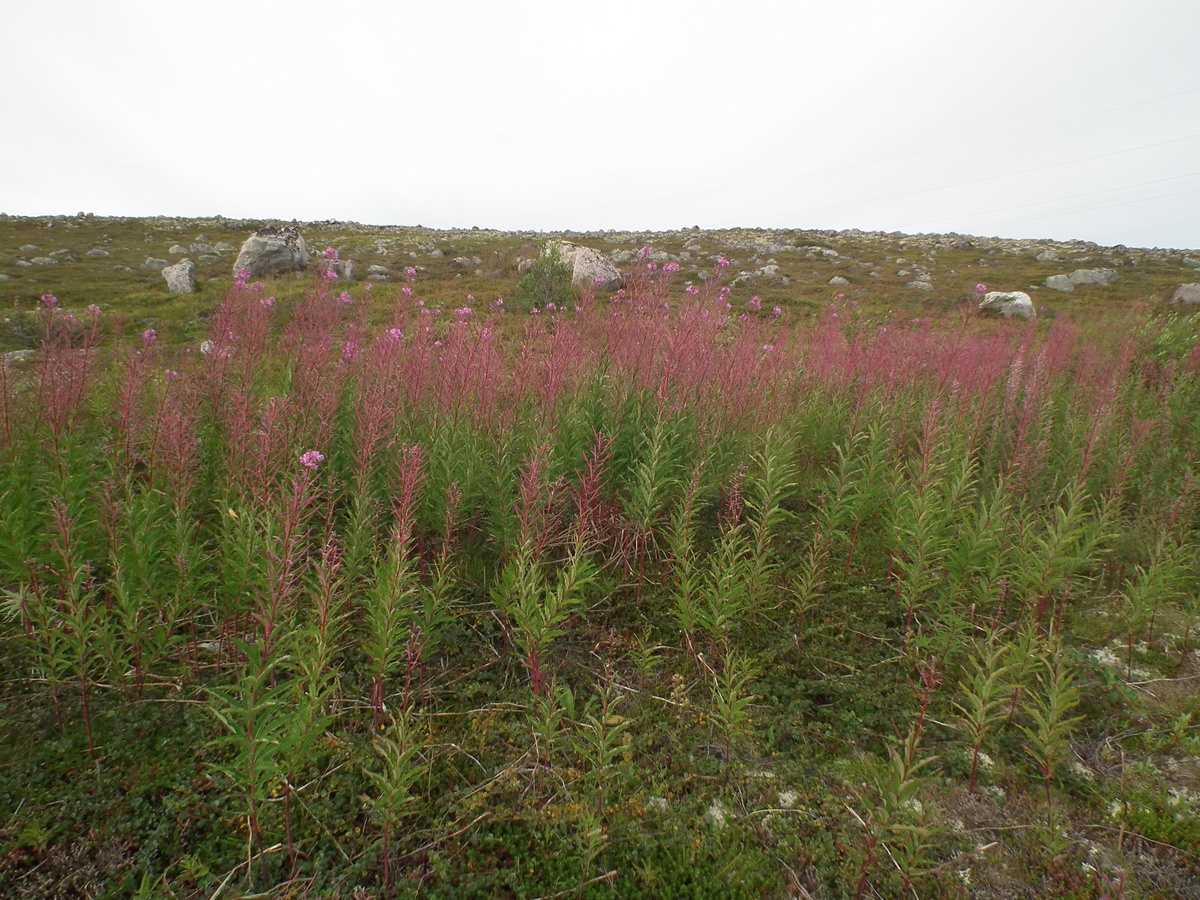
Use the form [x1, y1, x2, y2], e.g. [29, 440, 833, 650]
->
[543, 240, 624, 291]
[1045, 268, 1118, 292]
[979, 290, 1035, 320]
[1170, 283, 1200, 306]
[162, 258, 195, 294]
[232, 225, 309, 279]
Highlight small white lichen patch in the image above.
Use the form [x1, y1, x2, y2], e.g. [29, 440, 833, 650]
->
[647, 797, 669, 812]
[705, 800, 729, 830]
[1070, 760, 1096, 782]
[1091, 647, 1121, 668]
[778, 789, 799, 808]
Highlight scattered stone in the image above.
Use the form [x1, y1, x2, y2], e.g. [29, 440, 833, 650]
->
[232, 225, 309, 278]
[1184, 257, 1200, 268]
[334, 259, 355, 281]
[869, 271, 881, 278]
[86, 248, 110, 257]
[200, 340, 214, 355]
[907, 281, 934, 292]
[543, 240, 624, 291]
[367, 274, 388, 281]
[30, 257, 57, 266]
[758, 265, 781, 278]
[169, 244, 187, 254]
[162, 258, 195, 294]
[1170, 284, 1200, 306]
[2, 349, 36, 367]
[0, 274, 8, 282]
[14, 260, 32, 267]
[914, 273, 932, 283]
[214, 242, 232, 252]
[18, 244, 38, 253]
[829, 276, 849, 285]
[428, 249, 444, 258]
[1037, 250, 1059, 262]
[144, 257, 169, 270]
[979, 290, 1035, 321]
[367, 265, 389, 276]
[190, 242, 214, 254]
[50, 249, 72, 258]
[610, 249, 634, 264]
[517, 258, 536, 274]
[1045, 267, 1118, 291]
[451, 257, 473, 267]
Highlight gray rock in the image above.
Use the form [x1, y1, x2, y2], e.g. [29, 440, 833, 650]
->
[757, 265, 781, 278]
[869, 271, 881, 278]
[829, 276, 849, 285]
[190, 242, 214, 254]
[517, 258, 536, 274]
[214, 242, 232, 252]
[428, 249, 444, 258]
[14, 260, 32, 267]
[610, 250, 634, 264]
[1036, 250, 1059, 262]
[1046, 268, 1118, 290]
[0, 274, 8, 281]
[1183, 257, 1200, 268]
[897, 269, 910, 277]
[334, 259, 355, 281]
[169, 244, 187, 254]
[1070, 267, 1118, 287]
[367, 274, 388, 281]
[543, 240, 624, 291]
[86, 248, 110, 257]
[451, 257, 473, 267]
[144, 257, 169, 270]
[50, 249, 72, 258]
[979, 290, 1035, 321]
[18, 245, 38, 253]
[914, 273, 932, 283]
[367, 265, 389, 275]
[907, 281, 934, 292]
[30, 257, 57, 266]
[162, 258, 195, 294]
[1170, 283, 1200, 306]
[232, 226, 309, 278]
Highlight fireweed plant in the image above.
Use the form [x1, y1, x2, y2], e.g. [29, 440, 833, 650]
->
[0, 254, 1198, 897]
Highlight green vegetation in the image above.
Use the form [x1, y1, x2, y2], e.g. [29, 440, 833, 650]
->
[1, 215, 1199, 897]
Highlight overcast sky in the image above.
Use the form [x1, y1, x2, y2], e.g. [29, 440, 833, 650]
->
[5, 1, 1199, 248]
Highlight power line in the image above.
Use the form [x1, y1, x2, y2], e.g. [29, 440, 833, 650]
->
[900, 171, 1200, 230]
[503, 85, 1200, 224]
[724, 133, 1200, 226]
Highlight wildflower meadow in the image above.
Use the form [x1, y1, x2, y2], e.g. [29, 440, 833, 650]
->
[2, 238, 1200, 898]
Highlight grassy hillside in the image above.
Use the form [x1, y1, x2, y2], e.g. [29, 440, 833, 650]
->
[1, 215, 1199, 898]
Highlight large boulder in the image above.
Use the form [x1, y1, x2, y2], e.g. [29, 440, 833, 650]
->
[162, 258, 195, 294]
[1170, 283, 1200, 306]
[979, 290, 1035, 321]
[232, 225, 309, 279]
[543, 240, 624, 291]
[1044, 267, 1118, 292]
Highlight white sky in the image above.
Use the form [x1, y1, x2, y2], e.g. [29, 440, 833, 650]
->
[4, 1, 1199, 248]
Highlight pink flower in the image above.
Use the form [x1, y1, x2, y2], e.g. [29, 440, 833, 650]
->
[299, 450, 325, 469]
[974, 283, 987, 295]
[716, 257, 730, 269]
[405, 266, 417, 280]
[338, 291, 353, 304]
[531, 307, 540, 315]
[663, 262, 680, 273]
[593, 275, 606, 286]
[646, 262, 658, 271]
[547, 302, 556, 312]
[455, 307, 473, 318]
[63, 314, 76, 325]
[685, 285, 700, 296]
[261, 296, 276, 309]
[402, 286, 414, 298]
[836, 292, 845, 301]
[747, 296, 761, 311]
[638, 246, 651, 260]
[87, 304, 101, 317]
[323, 269, 338, 282]
[772, 306, 782, 318]
[433, 340, 443, 348]
[234, 269, 250, 289]
[142, 329, 157, 344]
[41, 294, 57, 308]
[322, 247, 339, 261]
[386, 328, 403, 341]
[762, 344, 774, 353]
